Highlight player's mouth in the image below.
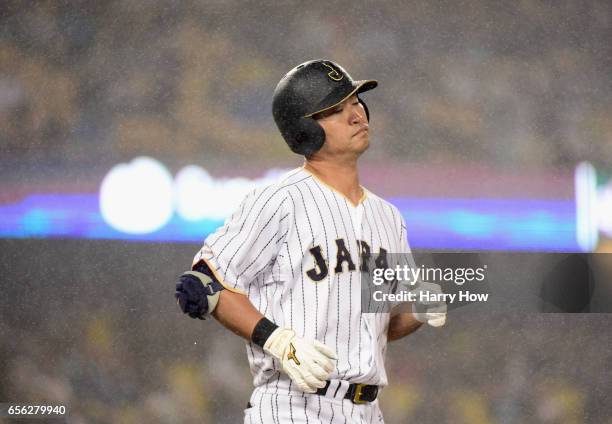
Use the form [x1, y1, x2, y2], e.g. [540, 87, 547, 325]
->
[353, 126, 369, 137]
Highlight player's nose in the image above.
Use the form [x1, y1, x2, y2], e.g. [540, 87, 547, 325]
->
[350, 104, 366, 125]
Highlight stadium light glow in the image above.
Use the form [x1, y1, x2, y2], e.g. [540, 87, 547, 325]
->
[574, 161, 598, 252]
[99, 157, 174, 234]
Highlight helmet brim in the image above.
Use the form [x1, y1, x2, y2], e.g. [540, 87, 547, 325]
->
[303, 79, 378, 118]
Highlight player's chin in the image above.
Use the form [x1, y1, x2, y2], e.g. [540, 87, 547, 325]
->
[353, 134, 369, 151]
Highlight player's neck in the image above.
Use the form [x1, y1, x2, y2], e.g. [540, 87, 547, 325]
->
[303, 159, 363, 206]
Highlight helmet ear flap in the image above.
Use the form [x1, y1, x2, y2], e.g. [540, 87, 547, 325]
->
[359, 98, 370, 122]
[287, 118, 325, 156]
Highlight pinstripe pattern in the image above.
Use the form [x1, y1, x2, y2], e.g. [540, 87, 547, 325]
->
[245, 386, 385, 423]
[194, 168, 410, 423]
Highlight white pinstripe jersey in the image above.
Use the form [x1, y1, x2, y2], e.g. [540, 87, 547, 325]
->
[193, 167, 411, 391]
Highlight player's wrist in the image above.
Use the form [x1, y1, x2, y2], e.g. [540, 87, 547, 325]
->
[411, 301, 447, 327]
[251, 317, 279, 348]
[410, 303, 426, 323]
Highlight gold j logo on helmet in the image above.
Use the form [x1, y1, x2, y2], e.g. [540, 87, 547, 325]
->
[322, 62, 343, 81]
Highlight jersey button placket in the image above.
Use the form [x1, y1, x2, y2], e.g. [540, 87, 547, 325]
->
[350, 202, 364, 241]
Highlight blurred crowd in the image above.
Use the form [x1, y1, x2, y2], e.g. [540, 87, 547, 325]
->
[2, 304, 610, 423]
[1, 0, 612, 171]
[380, 313, 611, 424]
[1, 240, 611, 423]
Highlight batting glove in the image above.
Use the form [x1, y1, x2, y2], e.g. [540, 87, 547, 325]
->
[264, 328, 337, 393]
[410, 281, 447, 327]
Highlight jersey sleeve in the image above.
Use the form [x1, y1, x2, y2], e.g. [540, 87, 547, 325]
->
[192, 187, 291, 294]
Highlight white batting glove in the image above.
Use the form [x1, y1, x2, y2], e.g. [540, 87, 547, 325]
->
[410, 281, 447, 327]
[264, 328, 337, 393]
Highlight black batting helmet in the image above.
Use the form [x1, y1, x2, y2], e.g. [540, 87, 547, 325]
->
[272, 59, 378, 156]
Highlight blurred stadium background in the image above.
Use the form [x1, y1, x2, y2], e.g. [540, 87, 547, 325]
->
[1, 1, 612, 423]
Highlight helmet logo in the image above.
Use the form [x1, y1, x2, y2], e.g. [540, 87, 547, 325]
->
[322, 62, 343, 81]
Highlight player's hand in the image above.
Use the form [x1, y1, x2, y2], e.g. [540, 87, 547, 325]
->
[175, 271, 222, 320]
[264, 328, 337, 393]
[410, 281, 447, 327]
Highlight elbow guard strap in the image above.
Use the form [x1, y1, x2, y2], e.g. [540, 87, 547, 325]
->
[175, 270, 224, 320]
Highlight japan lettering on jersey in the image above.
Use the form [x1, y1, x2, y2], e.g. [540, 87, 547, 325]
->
[193, 167, 412, 392]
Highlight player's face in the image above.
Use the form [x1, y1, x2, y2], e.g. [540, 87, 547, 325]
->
[314, 95, 369, 158]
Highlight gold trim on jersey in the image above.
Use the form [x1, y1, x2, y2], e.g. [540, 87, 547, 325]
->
[196, 257, 248, 296]
[301, 165, 367, 207]
[303, 80, 377, 118]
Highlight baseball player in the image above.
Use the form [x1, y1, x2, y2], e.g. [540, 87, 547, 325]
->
[175, 59, 447, 423]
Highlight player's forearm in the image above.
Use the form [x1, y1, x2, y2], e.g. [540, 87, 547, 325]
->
[388, 312, 423, 341]
[211, 289, 265, 341]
